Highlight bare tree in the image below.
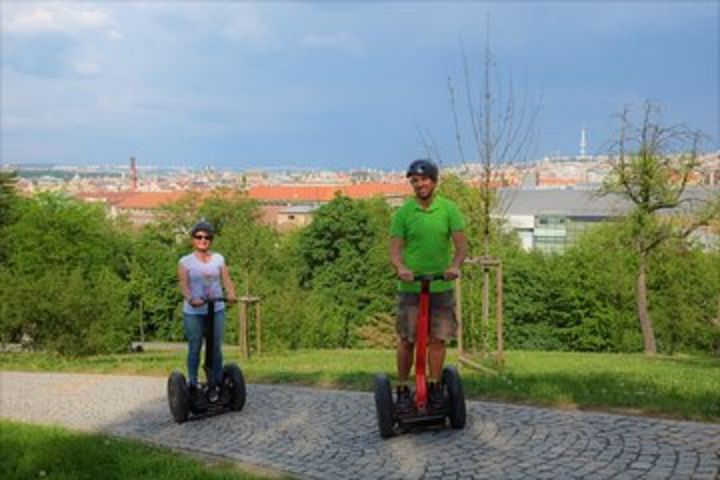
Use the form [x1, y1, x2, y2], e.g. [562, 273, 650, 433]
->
[448, 35, 541, 258]
[602, 101, 720, 355]
[432, 26, 541, 360]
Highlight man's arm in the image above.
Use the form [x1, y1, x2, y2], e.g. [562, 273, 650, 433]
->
[444, 231, 468, 280]
[390, 237, 414, 282]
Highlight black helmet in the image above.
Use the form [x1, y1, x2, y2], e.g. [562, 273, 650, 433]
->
[190, 219, 215, 238]
[406, 159, 439, 182]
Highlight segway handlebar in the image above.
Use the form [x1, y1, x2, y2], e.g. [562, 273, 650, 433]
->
[202, 297, 230, 303]
[412, 274, 447, 282]
[189, 297, 235, 304]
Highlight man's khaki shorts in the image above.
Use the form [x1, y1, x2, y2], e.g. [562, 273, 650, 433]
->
[396, 291, 457, 342]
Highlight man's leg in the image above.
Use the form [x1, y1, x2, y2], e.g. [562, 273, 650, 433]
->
[428, 336, 445, 381]
[428, 290, 456, 380]
[428, 336, 446, 407]
[397, 337, 414, 383]
[395, 293, 417, 409]
[428, 290, 456, 407]
[395, 337, 414, 409]
[396, 293, 418, 382]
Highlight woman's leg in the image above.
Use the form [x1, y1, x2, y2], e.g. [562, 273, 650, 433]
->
[183, 313, 203, 385]
[212, 309, 226, 385]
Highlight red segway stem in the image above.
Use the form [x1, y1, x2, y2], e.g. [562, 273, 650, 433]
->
[415, 280, 430, 409]
[413, 274, 444, 410]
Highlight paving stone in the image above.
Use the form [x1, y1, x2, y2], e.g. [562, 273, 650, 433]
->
[1, 371, 719, 480]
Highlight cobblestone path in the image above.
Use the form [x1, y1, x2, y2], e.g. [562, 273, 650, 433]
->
[1, 371, 718, 479]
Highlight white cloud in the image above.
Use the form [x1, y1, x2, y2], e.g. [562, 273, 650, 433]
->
[69, 59, 100, 76]
[300, 31, 365, 54]
[220, 10, 277, 47]
[128, 2, 278, 48]
[1, 2, 118, 38]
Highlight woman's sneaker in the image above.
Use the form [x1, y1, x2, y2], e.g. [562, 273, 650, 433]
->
[208, 386, 220, 403]
[189, 383, 199, 400]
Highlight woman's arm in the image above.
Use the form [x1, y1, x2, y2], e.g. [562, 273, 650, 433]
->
[178, 264, 192, 302]
[221, 265, 237, 302]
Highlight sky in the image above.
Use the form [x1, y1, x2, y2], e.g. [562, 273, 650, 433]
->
[1, 1, 718, 171]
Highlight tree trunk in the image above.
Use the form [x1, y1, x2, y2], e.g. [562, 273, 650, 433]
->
[482, 268, 489, 355]
[482, 232, 490, 355]
[636, 252, 657, 355]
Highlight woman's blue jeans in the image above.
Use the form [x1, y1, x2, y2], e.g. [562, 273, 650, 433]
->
[183, 310, 225, 386]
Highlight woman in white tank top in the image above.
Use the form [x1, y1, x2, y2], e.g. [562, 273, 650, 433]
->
[177, 220, 236, 396]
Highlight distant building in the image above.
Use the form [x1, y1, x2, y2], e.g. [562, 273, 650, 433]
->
[73, 182, 412, 227]
[498, 187, 718, 252]
[498, 189, 627, 252]
[276, 205, 318, 230]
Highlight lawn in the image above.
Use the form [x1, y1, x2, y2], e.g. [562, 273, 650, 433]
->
[0, 419, 286, 480]
[1, 347, 718, 421]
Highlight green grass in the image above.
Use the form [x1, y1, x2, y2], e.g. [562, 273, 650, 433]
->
[2, 347, 719, 421]
[0, 419, 285, 480]
[464, 350, 720, 421]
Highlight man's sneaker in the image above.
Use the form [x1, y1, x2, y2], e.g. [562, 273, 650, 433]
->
[396, 385, 411, 411]
[429, 382, 445, 409]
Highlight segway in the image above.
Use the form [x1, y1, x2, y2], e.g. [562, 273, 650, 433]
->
[168, 298, 246, 423]
[374, 274, 466, 438]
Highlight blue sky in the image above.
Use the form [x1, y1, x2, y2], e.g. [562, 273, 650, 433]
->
[1, 1, 718, 171]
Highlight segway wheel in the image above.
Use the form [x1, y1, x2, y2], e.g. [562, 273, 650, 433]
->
[223, 363, 246, 411]
[373, 373, 395, 438]
[442, 366, 466, 429]
[167, 370, 190, 423]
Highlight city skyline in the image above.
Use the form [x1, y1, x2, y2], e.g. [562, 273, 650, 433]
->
[2, 1, 718, 171]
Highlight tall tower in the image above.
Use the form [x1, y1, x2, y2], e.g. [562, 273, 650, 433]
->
[580, 126, 587, 158]
[130, 156, 138, 192]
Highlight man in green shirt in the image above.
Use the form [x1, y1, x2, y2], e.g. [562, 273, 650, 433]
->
[390, 159, 468, 410]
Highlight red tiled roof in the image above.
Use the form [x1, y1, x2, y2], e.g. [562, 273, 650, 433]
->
[74, 182, 414, 211]
[115, 192, 187, 209]
[344, 183, 412, 198]
[248, 185, 341, 202]
[74, 191, 137, 206]
[247, 183, 411, 203]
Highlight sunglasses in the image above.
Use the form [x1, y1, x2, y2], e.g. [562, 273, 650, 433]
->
[409, 175, 433, 185]
[193, 234, 213, 241]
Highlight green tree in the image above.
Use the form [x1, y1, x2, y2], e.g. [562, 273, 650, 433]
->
[437, 173, 486, 256]
[438, 173, 524, 352]
[132, 192, 272, 343]
[4, 193, 130, 277]
[649, 240, 720, 354]
[0, 267, 130, 355]
[559, 223, 638, 351]
[150, 191, 205, 239]
[0, 171, 19, 229]
[296, 194, 393, 347]
[0, 193, 132, 353]
[126, 229, 184, 342]
[602, 102, 720, 355]
[0, 171, 20, 263]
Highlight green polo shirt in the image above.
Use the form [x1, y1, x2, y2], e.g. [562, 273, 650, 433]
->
[390, 194, 465, 293]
